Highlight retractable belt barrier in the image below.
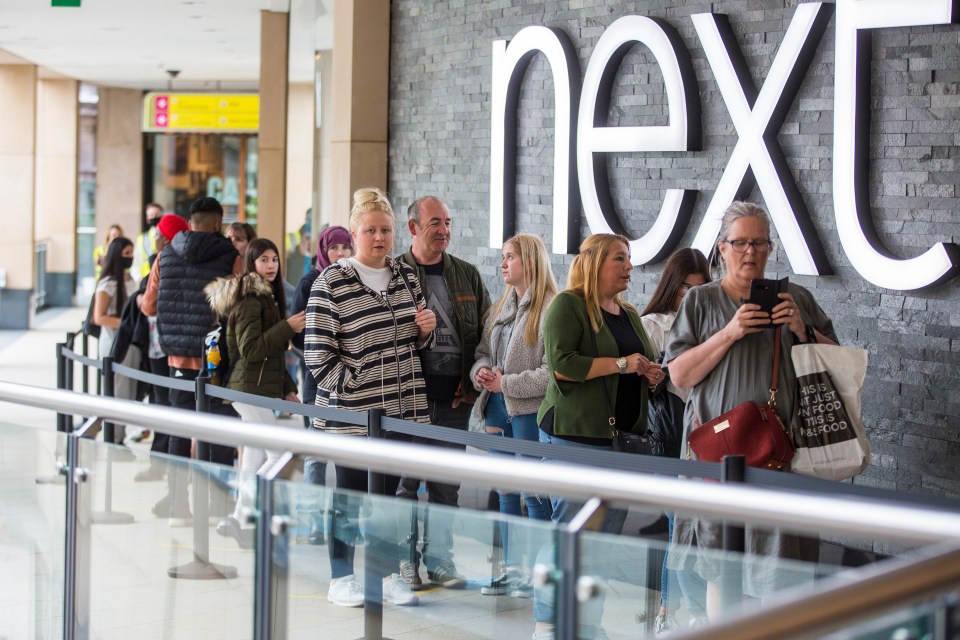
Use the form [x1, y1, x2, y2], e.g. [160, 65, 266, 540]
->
[63, 341, 960, 514]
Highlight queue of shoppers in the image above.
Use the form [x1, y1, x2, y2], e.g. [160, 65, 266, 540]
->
[91, 193, 841, 636]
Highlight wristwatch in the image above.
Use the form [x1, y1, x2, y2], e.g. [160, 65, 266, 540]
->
[616, 357, 628, 374]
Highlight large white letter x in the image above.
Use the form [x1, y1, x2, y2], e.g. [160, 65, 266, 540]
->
[690, 3, 833, 275]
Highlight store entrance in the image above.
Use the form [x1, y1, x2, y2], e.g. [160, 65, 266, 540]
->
[146, 133, 258, 224]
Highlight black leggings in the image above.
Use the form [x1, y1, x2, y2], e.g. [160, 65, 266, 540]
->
[328, 463, 405, 580]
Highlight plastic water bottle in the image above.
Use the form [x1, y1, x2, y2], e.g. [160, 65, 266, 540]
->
[207, 341, 221, 386]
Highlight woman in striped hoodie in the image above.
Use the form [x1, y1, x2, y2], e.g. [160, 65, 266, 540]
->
[304, 187, 436, 608]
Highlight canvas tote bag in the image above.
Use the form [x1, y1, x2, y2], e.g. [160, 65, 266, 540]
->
[790, 343, 870, 480]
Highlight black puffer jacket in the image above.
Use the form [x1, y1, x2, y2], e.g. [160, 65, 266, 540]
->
[157, 231, 237, 358]
[206, 272, 297, 400]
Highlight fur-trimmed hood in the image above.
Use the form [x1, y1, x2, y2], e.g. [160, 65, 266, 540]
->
[205, 271, 275, 317]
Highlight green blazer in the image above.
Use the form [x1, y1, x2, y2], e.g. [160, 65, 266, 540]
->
[538, 290, 654, 439]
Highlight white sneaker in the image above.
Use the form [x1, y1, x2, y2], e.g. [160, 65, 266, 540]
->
[383, 573, 419, 606]
[328, 575, 364, 607]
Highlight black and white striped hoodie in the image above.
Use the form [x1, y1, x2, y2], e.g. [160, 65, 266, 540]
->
[303, 256, 435, 435]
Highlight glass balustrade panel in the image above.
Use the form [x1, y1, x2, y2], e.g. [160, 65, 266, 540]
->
[272, 469, 560, 639]
[0, 423, 66, 639]
[79, 438, 255, 638]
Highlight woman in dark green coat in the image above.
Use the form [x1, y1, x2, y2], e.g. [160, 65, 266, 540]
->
[205, 237, 306, 547]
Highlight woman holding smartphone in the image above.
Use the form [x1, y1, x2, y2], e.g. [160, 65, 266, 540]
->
[665, 201, 838, 617]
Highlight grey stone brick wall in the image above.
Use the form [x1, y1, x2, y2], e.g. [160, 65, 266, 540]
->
[388, 1, 960, 499]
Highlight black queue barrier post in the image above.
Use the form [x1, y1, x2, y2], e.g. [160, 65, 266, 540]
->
[92, 356, 134, 524]
[168, 374, 237, 580]
[55, 341, 67, 432]
[79, 332, 90, 394]
[61, 332, 77, 433]
[720, 455, 746, 610]
[37, 341, 71, 486]
[364, 407, 390, 640]
[64, 331, 77, 428]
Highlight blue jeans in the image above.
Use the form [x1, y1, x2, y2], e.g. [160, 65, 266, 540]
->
[533, 429, 628, 631]
[484, 393, 552, 566]
[666, 512, 708, 617]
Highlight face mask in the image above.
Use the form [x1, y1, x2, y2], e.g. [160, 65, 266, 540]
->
[121, 257, 134, 270]
[147, 217, 160, 227]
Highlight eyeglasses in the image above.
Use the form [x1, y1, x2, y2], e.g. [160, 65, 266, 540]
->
[723, 239, 774, 253]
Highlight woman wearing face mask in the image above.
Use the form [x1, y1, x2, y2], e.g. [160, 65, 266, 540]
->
[205, 237, 306, 549]
[92, 236, 138, 443]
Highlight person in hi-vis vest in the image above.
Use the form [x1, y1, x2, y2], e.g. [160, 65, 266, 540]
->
[131, 203, 163, 284]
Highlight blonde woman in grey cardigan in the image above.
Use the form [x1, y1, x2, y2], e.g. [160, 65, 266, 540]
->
[471, 233, 557, 597]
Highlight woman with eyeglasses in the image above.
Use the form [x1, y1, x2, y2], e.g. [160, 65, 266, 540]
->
[664, 201, 838, 618]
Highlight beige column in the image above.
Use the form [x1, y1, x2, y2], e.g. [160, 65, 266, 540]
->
[258, 9, 289, 252]
[328, 0, 390, 228]
[35, 76, 78, 307]
[0, 63, 38, 329]
[96, 88, 143, 241]
[286, 81, 314, 232]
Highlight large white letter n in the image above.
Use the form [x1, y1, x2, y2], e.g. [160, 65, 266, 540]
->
[490, 28, 580, 254]
[835, 0, 960, 290]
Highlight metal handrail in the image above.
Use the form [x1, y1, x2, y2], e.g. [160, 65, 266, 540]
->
[3, 379, 960, 545]
[674, 540, 960, 640]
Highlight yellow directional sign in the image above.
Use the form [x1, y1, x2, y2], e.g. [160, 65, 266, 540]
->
[142, 93, 259, 133]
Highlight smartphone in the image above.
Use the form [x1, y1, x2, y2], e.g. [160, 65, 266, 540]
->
[747, 277, 789, 327]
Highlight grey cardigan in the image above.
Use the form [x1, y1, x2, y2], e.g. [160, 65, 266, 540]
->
[470, 289, 553, 420]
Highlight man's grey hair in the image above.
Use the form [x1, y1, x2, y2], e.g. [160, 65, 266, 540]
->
[406, 195, 444, 224]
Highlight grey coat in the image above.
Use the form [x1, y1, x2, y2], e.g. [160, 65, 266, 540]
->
[470, 289, 553, 420]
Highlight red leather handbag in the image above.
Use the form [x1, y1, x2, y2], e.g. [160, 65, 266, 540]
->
[687, 330, 795, 471]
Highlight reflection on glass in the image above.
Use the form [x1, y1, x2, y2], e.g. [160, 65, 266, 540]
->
[577, 521, 845, 638]
[0, 425, 65, 639]
[79, 440, 254, 638]
[273, 474, 558, 639]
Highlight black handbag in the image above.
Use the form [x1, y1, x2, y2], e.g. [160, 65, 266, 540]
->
[82, 292, 101, 339]
[646, 370, 685, 458]
[591, 330, 651, 456]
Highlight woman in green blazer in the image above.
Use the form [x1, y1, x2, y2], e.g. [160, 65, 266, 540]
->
[532, 233, 661, 640]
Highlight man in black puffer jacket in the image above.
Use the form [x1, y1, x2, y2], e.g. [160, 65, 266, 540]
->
[141, 197, 241, 523]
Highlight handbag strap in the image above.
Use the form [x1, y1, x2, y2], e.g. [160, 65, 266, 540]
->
[692, 326, 783, 429]
[589, 325, 618, 434]
[769, 327, 781, 406]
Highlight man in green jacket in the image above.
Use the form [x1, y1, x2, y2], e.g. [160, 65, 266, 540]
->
[397, 195, 491, 589]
